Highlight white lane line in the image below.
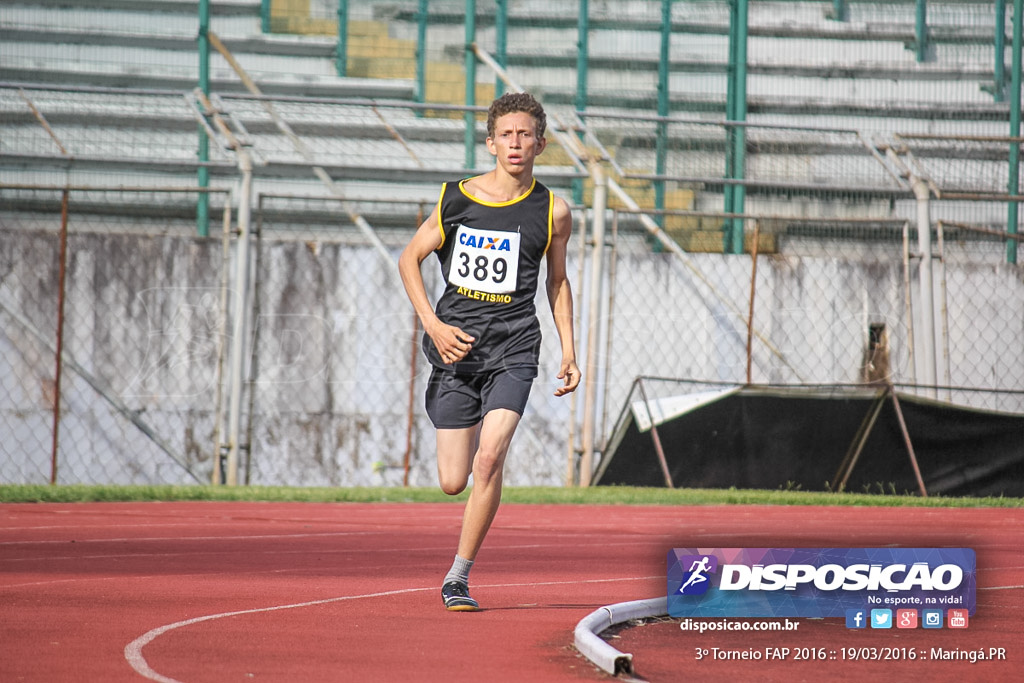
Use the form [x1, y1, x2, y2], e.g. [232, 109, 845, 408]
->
[0, 539, 656, 566]
[124, 575, 660, 683]
[0, 531, 384, 546]
[0, 524, 610, 545]
[124, 587, 432, 683]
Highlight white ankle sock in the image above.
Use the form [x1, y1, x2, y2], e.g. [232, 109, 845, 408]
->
[444, 555, 474, 586]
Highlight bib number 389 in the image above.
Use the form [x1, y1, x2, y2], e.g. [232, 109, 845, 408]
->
[449, 225, 520, 295]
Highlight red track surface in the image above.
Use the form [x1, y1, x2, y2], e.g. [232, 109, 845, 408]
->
[1, 502, 1020, 682]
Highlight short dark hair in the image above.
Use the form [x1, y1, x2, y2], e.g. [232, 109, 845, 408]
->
[486, 92, 546, 139]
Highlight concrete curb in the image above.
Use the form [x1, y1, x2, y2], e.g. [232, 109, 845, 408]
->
[573, 596, 667, 676]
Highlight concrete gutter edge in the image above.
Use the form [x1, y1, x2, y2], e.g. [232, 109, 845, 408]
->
[572, 596, 668, 676]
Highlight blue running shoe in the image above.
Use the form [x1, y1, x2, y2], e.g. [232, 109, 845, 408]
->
[441, 581, 480, 611]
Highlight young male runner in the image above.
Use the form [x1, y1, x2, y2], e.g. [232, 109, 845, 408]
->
[398, 92, 580, 611]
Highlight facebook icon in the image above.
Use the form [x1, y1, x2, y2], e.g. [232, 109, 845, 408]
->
[846, 609, 867, 629]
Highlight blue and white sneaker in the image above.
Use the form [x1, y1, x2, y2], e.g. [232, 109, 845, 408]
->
[441, 581, 480, 611]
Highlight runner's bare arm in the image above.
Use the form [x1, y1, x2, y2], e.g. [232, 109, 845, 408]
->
[399, 206, 475, 364]
[545, 196, 581, 396]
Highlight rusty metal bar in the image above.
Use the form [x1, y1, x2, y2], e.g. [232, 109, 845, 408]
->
[20, 85, 75, 486]
[591, 204, 908, 225]
[938, 220, 1024, 242]
[49, 189, 70, 485]
[902, 220, 917, 386]
[746, 218, 761, 384]
[636, 378, 674, 489]
[599, 209, 621, 460]
[18, 89, 70, 157]
[243, 196, 265, 487]
[0, 183, 224, 193]
[372, 105, 425, 168]
[403, 204, 427, 488]
[888, 387, 928, 497]
[830, 387, 888, 492]
[567, 209, 588, 487]
[404, 311, 420, 488]
[205, 30, 395, 269]
[895, 133, 1024, 143]
[212, 199, 234, 486]
[0, 297, 202, 482]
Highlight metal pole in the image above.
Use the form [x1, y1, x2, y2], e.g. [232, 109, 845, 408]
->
[495, 0, 507, 98]
[902, 220, 917, 385]
[464, 0, 477, 170]
[226, 151, 254, 486]
[573, 0, 589, 206]
[912, 177, 937, 396]
[1007, 0, 1022, 264]
[831, 388, 887, 492]
[49, 189, 70, 485]
[197, 0, 210, 237]
[598, 210, 619, 463]
[260, 0, 271, 33]
[403, 312, 419, 488]
[830, 0, 848, 22]
[575, 0, 589, 113]
[731, 0, 748, 254]
[1, 297, 201, 483]
[995, 0, 1007, 102]
[725, 0, 748, 254]
[724, 1, 737, 227]
[936, 220, 951, 397]
[637, 378, 674, 488]
[415, 0, 427, 110]
[745, 218, 760, 383]
[579, 165, 607, 487]
[336, 0, 349, 76]
[403, 204, 426, 487]
[569, 211, 593, 485]
[243, 198, 264, 486]
[915, 0, 929, 62]
[655, 0, 671, 225]
[567, 210, 589, 486]
[888, 388, 928, 497]
[212, 200, 233, 485]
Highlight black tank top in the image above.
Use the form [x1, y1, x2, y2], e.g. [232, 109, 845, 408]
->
[425, 177, 554, 373]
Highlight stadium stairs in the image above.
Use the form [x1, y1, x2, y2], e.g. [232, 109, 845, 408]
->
[1, 0, 1014, 241]
[391, 0, 1011, 249]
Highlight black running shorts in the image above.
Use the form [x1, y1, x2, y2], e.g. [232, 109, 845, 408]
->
[425, 365, 537, 429]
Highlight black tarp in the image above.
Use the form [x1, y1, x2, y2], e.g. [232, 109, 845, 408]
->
[594, 385, 1024, 497]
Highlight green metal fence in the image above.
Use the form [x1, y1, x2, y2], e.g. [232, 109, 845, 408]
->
[256, 0, 1021, 259]
[3, 1, 1023, 488]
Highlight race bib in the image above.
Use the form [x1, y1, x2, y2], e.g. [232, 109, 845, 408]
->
[448, 224, 520, 294]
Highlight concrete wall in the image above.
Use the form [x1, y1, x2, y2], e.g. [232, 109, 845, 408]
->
[2, 225, 1021, 487]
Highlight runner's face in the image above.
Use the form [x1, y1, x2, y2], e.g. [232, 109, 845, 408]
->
[486, 112, 545, 173]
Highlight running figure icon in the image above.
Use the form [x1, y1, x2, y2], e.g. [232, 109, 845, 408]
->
[679, 556, 712, 593]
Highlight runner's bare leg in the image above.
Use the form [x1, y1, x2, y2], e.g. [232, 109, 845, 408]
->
[437, 408, 521, 561]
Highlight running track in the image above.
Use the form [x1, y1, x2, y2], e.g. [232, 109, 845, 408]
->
[0, 502, 1020, 682]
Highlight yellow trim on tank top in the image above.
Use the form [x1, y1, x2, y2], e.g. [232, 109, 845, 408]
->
[543, 190, 553, 254]
[434, 182, 448, 249]
[457, 177, 537, 207]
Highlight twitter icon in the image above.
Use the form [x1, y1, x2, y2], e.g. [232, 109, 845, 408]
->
[870, 609, 893, 629]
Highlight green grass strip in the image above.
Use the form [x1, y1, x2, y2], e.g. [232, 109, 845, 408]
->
[1, 484, 1020, 507]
